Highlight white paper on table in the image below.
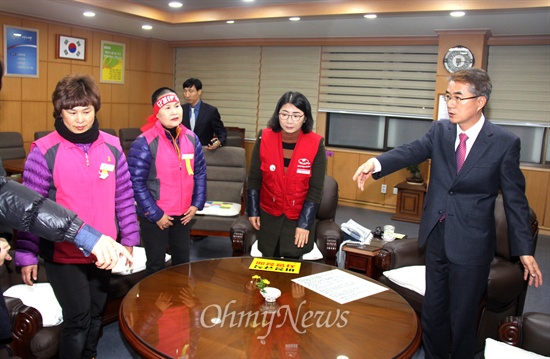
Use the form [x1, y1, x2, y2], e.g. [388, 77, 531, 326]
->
[291, 269, 387, 304]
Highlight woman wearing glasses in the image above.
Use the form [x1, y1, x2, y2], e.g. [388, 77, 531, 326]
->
[247, 91, 327, 259]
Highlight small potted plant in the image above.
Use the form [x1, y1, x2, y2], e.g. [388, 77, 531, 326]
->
[251, 275, 281, 302]
[406, 164, 424, 185]
[251, 275, 270, 293]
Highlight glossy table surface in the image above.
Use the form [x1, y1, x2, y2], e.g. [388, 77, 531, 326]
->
[120, 257, 420, 359]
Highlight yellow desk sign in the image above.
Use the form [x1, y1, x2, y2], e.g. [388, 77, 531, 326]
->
[249, 258, 301, 274]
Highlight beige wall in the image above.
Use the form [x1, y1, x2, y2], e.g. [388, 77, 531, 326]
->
[0, 12, 174, 152]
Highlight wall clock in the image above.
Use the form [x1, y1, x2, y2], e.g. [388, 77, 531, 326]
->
[443, 46, 474, 73]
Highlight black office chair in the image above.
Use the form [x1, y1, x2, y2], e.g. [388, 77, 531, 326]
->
[0, 132, 26, 160]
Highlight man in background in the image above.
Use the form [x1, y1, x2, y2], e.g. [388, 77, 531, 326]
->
[182, 78, 227, 150]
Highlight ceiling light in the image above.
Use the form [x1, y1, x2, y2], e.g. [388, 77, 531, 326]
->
[364, 14, 377, 19]
[226, 20, 235, 24]
[169, 2, 183, 8]
[83, 11, 96, 17]
[289, 17, 300, 21]
[142, 25, 153, 30]
[450, 11, 466, 17]
[243, 0, 255, 3]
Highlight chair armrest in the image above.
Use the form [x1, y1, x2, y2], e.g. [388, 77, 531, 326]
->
[499, 313, 550, 356]
[5, 296, 25, 313]
[5, 296, 43, 359]
[230, 215, 257, 256]
[498, 315, 521, 347]
[315, 220, 342, 266]
[486, 258, 524, 308]
[373, 238, 425, 271]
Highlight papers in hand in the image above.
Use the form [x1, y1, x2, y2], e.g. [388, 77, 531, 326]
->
[341, 219, 372, 244]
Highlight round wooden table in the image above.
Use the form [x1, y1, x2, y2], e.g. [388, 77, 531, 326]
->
[120, 257, 420, 358]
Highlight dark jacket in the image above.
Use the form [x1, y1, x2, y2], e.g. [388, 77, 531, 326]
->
[128, 124, 207, 222]
[182, 101, 227, 146]
[374, 119, 534, 265]
[1, 176, 84, 343]
[0, 177, 83, 243]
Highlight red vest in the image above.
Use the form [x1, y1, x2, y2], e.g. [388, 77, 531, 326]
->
[259, 128, 321, 220]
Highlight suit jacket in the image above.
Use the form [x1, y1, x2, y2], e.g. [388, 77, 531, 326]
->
[374, 119, 534, 265]
[182, 102, 227, 146]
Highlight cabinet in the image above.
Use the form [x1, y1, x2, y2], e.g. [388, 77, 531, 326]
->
[343, 244, 382, 279]
[392, 181, 427, 224]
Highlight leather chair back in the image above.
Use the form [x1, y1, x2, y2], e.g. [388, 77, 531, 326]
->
[494, 194, 510, 259]
[100, 128, 117, 136]
[118, 128, 141, 152]
[202, 146, 246, 204]
[34, 131, 53, 140]
[317, 175, 338, 221]
[494, 194, 539, 260]
[225, 127, 245, 148]
[0, 132, 25, 160]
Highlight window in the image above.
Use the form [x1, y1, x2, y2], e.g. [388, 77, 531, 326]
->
[326, 112, 432, 151]
[495, 122, 549, 165]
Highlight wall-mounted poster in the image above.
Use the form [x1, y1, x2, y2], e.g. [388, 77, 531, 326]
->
[100, 41, 125, 84]
[57, 35, 86, 61]
[3, 25, 39, 77]
[437, 94, 449, 120]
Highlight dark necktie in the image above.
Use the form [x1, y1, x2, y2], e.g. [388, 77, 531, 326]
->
[456, 133, 468, 173]
[440, 133, 469, 223]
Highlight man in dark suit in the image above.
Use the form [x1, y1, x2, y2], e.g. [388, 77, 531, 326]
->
[182, 78, 227, 150]
[353, 68, 542, 359]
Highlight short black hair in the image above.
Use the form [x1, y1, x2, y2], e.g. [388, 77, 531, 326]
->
[267, 91, 314, 133]
[183, 78, 202, 91]
[449, 68, 492, 104]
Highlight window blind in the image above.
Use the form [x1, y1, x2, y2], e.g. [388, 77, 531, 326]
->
[319, 46, 438, 117]
[174, 47, 261, 138]
[258, 47, 321, 134]
[486, 45, 550, 125]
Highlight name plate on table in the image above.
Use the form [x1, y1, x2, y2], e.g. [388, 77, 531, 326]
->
[196, 201, 241, 216]
[249, 258, 301, 274]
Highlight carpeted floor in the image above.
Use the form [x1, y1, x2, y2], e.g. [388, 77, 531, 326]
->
[96, 205, 550, 358]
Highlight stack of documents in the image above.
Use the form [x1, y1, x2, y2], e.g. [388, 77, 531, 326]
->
[337, 220, 374, 268]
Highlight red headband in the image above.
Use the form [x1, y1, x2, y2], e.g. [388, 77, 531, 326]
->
[153, 93, 180, 116]
[141, 93, 181, 132]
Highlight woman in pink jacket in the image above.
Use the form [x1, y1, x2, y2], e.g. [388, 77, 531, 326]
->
[15, 74, 139, 359]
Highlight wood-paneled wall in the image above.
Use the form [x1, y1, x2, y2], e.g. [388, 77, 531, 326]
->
[0, 13, 173, 152]
[2, 12, 548, 234]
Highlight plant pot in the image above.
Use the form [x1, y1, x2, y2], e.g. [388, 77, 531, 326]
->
[406, 172, 424, 185]
[260, 287, 281, 302]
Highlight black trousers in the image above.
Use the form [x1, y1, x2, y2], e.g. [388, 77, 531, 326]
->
[139, 215, 190, 275]
[45, 261, 110, 359]
[421, 220, 491, 359]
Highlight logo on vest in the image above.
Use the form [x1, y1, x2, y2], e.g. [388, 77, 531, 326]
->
[269, 164, 276, 172]
[297, 158, 311, 175]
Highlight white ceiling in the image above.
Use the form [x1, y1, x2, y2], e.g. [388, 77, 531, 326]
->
[0, 0, 548, 42]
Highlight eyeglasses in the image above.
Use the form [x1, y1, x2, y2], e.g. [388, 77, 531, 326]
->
[279, 111, 304, 122]
[444, 94, 480, 103]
